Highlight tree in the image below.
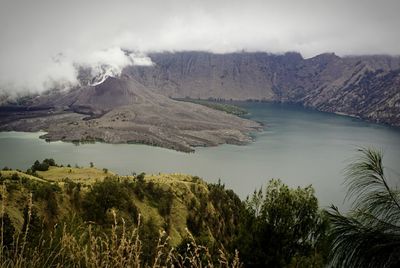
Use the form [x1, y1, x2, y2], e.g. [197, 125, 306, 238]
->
[237, 179, 328, 267]
[82, 177, 130, 222]
[31, 160, 49, 172]
[327, 148, 400, 268]
[43, 158, 56, 167]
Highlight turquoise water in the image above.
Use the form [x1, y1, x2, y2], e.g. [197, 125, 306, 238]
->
[1, 102, 399, 209]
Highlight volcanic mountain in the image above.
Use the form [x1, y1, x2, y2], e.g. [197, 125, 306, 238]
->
[123, 51, 400, 127]
[1, 51, 399, 151]
[0, 77, 261, 152]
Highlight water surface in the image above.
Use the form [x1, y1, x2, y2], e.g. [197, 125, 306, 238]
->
[1, 102, 399, 209]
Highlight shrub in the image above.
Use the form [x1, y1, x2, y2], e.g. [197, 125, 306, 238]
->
[43, 158, 56, 167]
[31, 160, 49, 172]
[0, 213, 15, 248]
[33, 183, 61, 217]
[64, 178, 82, 207]
[136, 172, 145, 183]
[157, 191, 174, 217]
[236, 179, 328, 267]
[82, 177, 130, 222]
[11, 173, 20, 181]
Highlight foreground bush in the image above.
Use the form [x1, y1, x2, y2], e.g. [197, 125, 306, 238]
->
[236, 179, 329, 267]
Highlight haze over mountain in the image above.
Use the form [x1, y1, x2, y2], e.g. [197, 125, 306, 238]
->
[1, 49, 399, 151]
[1, 1, 400, 266]
[124, 51, 400, 126]
[1, 0, 399, 93]
[0, 0, 399, 151]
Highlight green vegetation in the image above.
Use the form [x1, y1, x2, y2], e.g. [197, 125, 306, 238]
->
[326, 148, 400, 267]
[30, 158, 57, 172]
[236, 179, 329, 267]
[177, 98, 248, 116]
[82, 177, 138, 223]
[0, 160, 329, 266]
[0, 150, 397, 267]
[0, 163, 243, 267]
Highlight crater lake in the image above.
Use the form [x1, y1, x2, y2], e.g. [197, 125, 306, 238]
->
[1, 102, 399, 209]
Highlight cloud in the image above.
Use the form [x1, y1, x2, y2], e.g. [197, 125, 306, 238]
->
[0, 46, 153, 94]
[78, 48, 153, 86]
[0, 0, 399, 94]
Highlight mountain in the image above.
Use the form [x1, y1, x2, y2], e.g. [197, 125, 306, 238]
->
[123, 51, 400, 126]
[1, 51, 398, 150]
[0, 77, 260, 152]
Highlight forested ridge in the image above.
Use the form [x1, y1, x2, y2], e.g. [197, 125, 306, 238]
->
[0, 149, 398, 267]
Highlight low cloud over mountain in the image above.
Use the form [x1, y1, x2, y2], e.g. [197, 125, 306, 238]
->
[1, 0, 399, 93]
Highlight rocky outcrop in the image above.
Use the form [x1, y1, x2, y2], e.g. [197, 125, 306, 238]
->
[0, 77, 261, 152]
[123, 52, 400, 126]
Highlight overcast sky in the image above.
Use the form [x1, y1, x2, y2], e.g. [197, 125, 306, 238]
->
[1, 0, 399, 93]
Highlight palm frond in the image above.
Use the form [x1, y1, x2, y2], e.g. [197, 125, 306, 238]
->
[327, 206, 400, 268]
[327, 147, 400, 268]
[345, 147, 400, 223]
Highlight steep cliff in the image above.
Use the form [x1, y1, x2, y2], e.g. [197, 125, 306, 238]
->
[123, 52, 400, 126]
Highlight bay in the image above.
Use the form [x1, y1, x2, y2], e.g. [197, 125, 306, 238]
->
[1, 102, 399, 209]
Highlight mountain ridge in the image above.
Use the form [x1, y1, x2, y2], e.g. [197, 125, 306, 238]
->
[122, 51, 400, 126]
[0, 51, 399, 152]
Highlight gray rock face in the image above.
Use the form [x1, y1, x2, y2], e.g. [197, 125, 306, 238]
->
[123, 52, 400, 126]
[0, 77, 261, 152]
[1, 51, 399, 152]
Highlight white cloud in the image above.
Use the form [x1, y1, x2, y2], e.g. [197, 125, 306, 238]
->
[0, 0, 399, 93]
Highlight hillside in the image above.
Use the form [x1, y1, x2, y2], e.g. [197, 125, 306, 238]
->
[0, 164, 242, 248]
[0, 77, 261, 152]
[0, 159, 332, 267]
[123, 51, 400, 126]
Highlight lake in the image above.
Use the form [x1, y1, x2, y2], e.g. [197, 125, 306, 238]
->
[1, 102, 399, 210]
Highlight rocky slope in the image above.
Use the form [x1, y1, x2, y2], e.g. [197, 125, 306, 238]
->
[123, 52, 400, 126]
[0, 77, 260, 152]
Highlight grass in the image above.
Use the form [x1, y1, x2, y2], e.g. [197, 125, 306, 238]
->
[0, 167, 230, 253]
[176, 98, 248, 116]
[36, 167, 115, 185]
[0, 171, 46, 183]
[0, 195, 241, 267]
[139, 173, 210, 246]
[0, 165, 245, 267]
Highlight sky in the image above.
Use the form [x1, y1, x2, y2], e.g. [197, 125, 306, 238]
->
[1, 0, 399, 93]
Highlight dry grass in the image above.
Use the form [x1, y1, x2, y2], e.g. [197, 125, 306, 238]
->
[0, 183, 242, 268]
[1, 169, 211, 248]
[36, 167, 114, 185]
[0, 171, 46, 183]
[144, 173, 210, 246]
